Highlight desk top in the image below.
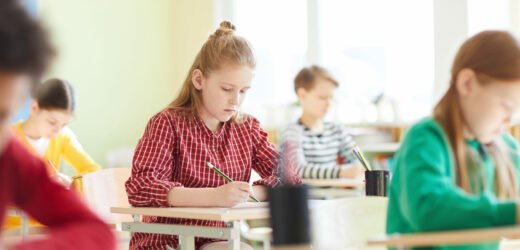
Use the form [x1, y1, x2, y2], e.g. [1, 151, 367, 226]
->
[302, 178, 364, 188]
[111, 198, 382, 223]
[111, 203, 269, 222]
[368, 225, 520, 248]
[111, 200, 338, 222]
[7, 209, 22, 216]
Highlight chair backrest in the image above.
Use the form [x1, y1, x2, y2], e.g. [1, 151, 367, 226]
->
[106, 147, 134, 169]
[310, 197, 388, 250]
[75, 167, 132, 224]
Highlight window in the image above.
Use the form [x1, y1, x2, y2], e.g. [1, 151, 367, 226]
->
[224, 0, 520, 126]
[231, 0, 308, 128]
[467, 0, 511, 36]
[317, 0, 434, 123]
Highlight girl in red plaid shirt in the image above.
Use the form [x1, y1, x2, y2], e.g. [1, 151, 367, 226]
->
[125, 21, 299, 250]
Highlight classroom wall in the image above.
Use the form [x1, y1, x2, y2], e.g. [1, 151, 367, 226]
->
[38, 0, 215, 168]
[432, 0, 468, 103]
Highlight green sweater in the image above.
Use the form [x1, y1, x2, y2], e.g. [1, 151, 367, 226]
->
[387, 117, 519, 250]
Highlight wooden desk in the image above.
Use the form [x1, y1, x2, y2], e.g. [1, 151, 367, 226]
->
[303, 178, 364, 199]
[302, 178, 364, 188]
[367, 225, 520, 249]
[111, 204, 270, 250]
[6, 209, 29, 239]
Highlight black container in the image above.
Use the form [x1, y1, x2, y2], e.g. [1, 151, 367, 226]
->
[269, 185, 311, 246]
[365, 170, 389, 196]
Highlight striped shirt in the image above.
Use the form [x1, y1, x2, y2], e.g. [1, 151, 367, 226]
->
[279, 121, 358, 179]
[125, 109, 300, 249]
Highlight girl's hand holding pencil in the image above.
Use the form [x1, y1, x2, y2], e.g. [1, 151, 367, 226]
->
[47, 160, 72, 188]
[207, 162, 260, 207]
[53, 173, 72, 188]
[213, 182, 253, 207]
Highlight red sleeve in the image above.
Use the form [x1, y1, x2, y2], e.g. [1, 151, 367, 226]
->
[125, 112, 182, 207]
[5, 138, 116, 250]
[249, 117, 302, 187]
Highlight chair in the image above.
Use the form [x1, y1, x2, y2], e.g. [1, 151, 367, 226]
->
[73, 167, 132, 249]
[310, 197, 388, 250]
[240, 220, 272, 250]
[73, 167, 132, 225]
[106, 147, 134, 169]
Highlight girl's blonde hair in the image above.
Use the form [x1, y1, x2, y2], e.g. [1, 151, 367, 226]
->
[167, 21, 255, 122]
[434, 30, 520, 198]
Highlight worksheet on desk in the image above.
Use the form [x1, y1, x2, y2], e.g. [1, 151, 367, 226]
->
[232, 201, 269, 208]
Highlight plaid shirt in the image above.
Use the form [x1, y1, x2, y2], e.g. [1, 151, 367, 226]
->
[125, 109, 299, 249]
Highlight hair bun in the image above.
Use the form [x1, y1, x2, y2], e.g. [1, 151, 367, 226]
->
[211, 21, 236, 39]
[219, 21, 235, 30]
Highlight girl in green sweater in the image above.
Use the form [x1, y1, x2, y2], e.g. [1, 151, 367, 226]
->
[387, 31, 520, 250]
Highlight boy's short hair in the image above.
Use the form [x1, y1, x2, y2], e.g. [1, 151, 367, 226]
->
[294, 65, 338, 93]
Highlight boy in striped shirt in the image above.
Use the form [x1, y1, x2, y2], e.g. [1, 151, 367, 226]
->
[279, 65, 364, 179]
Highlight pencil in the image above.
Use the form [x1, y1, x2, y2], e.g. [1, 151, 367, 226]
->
[206, 162, 259, 202]
[47, 160, 58, 175]
[353, 145, 372, 171]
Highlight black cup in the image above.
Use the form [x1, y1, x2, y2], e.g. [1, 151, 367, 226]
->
[365, 170, 389, 196]
[269, 185, 311, 246]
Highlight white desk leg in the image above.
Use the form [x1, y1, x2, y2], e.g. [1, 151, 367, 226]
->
[21, 212, 29, 240]
[228, 221, 241, 250]
[178, 235, 195, 250]
[131, 214, 140, 237]
[263, 238, 271, 250]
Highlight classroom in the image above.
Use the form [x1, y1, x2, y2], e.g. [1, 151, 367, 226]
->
[2, 0, 520, 250]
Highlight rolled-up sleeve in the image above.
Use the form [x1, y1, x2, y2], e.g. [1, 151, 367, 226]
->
[125, 113, 182, 207]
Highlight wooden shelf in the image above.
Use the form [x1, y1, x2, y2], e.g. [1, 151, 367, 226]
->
[302, 178, 364, 188]
[358, 142, 400, 153]
[345, 122, 411, 127]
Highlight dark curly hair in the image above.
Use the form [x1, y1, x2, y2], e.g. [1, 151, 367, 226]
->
[0, 0, 55, 85]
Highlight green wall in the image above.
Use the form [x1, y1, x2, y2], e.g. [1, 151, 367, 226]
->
[38, 0, 215, 168]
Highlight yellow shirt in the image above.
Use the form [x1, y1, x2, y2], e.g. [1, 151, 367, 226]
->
[12, 121, 100, 174]
[5, 121, 100, 229]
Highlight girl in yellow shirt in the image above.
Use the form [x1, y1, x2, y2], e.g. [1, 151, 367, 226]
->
[12, 78, 100, 183]
[7, 78, 100, 230]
